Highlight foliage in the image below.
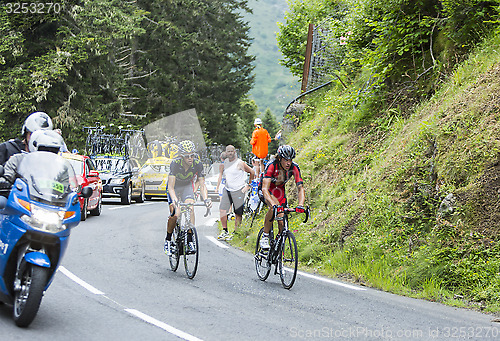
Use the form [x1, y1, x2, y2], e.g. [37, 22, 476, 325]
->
[261, 108, 280, 154]
[276, 0, 341, 77]
[243, 0, 300, 118]
[227, 27, 500, 312]
[0, 0, 255, 150]
[277, 0, 500, 109]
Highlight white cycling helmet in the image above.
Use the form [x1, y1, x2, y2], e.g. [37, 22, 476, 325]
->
[254, 118, 262, 125]
[22, 111, 53, 136]
[29, 130, 64, 153]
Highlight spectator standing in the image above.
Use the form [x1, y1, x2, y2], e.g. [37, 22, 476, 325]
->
[218, 145, 254, 240]
[250, 118, 271, 175]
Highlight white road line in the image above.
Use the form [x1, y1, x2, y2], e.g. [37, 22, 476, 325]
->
[60, 266, 203, 340]
[108, 202, 160, 210]
[294, 269, 367, 291]
[125, 309, 204, 341]
[58, 266, 105, 295]
[206, 236, 229, 249]
[108, 206, 129, 210]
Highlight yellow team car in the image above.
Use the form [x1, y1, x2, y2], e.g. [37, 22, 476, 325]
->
[139, 156, 173, 200]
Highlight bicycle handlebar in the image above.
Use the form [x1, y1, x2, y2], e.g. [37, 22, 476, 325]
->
[173, 201, 211, 217]
[270, 205, 310, 223]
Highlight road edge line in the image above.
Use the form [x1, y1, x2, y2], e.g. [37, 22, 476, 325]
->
[125, 309, 204, 341]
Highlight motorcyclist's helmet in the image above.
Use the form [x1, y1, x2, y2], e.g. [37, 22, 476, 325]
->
[178, 140, 196, 156]
[29, 130, 64, 153]
[22, 111, 53, 136]
[254, 118, 262, 125]
[277, 145, 296, 160]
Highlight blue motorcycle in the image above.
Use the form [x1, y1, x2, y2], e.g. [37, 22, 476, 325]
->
[0, 152, 91, 327]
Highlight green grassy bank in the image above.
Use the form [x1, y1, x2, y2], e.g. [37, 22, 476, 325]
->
[221, 31, 500, 314]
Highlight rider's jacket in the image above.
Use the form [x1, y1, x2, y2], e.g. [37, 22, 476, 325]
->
[259, 159, 303, 201]
[169, 157, 205, 187]
[250, 127, 271, 159]
[0, 138, 25, 166]
[0, 152, 26, 188]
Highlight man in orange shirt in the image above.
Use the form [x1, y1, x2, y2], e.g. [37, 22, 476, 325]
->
[250, 118, 272, 175]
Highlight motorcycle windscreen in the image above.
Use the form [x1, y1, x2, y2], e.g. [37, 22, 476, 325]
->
[17, 152, 79, 206]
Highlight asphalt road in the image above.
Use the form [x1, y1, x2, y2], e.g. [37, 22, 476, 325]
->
[1, 199, 499, 340]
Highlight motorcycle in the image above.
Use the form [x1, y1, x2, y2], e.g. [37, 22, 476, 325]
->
[0, 152, 92, 327]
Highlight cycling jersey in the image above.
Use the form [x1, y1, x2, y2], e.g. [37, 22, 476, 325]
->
[169, 157, 205, 187]
[259, 159, 303, 204]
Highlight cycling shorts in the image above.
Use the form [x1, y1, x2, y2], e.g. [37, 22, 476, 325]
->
[258, 187, 287, 206]
[168, 184, 194, 204]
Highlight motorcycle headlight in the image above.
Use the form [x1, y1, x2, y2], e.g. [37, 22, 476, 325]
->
[110, 178, 125, 185]
[20, 205, 72, 232]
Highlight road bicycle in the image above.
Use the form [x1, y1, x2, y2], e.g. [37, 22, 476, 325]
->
[242, 179, 263, 229]
[169, 202, 210, 279]
[254, 205, 309, 289]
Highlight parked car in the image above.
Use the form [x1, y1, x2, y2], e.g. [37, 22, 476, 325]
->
[61, 152, 103, 221]
[91, 155, 145, 204]
[139, 156, 173, 200]
[204, 162, 223, 201]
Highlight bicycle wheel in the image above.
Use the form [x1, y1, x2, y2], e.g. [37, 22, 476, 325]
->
[169, 223, 180, 271]
[254, 228, 271, 281]
[278, 231, 298, 289]
[183, 226, 199, 279]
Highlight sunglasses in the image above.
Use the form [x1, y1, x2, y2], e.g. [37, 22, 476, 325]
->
[182, 153, 196, 158]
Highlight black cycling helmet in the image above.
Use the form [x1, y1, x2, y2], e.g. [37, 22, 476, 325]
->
[178, 140, 196, 156]
[22, 111, 53, 136]
[277, 145, 296, 160]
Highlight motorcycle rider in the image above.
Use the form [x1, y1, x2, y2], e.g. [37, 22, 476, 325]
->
[0, 130, 64, 187]
[0, 111, 53, 165]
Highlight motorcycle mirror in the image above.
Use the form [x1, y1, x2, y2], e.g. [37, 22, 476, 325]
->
[81, 186, 93, 198]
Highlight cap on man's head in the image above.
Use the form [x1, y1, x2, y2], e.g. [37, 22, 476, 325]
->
[254, 118, 262, 125]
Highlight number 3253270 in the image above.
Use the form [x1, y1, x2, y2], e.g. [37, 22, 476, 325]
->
[5, 3, 63, 14]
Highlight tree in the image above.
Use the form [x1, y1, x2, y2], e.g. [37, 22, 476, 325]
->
[0, 0, 257, 151]
[261, 108, 280, 154]
[132, 0, 255, 145]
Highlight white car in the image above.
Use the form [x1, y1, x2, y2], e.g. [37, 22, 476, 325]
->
[204, 162, 223, 201]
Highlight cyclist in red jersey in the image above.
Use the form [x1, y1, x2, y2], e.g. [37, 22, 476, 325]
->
[258, 145, 306, 249]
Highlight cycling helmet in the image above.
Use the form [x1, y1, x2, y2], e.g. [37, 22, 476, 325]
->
[22, 111, 53, 136]
[277, 145, 296, 160]
[178, 140, 196, 156]
[29, 130, 64, 153]
[254, 118, 262, 125]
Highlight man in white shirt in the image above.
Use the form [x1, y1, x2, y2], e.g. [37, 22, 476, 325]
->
[217, 145, 254, 240]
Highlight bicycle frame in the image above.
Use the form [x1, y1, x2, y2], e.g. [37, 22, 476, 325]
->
[168, 202, 210, 279]
[255, 205, 309, 289]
